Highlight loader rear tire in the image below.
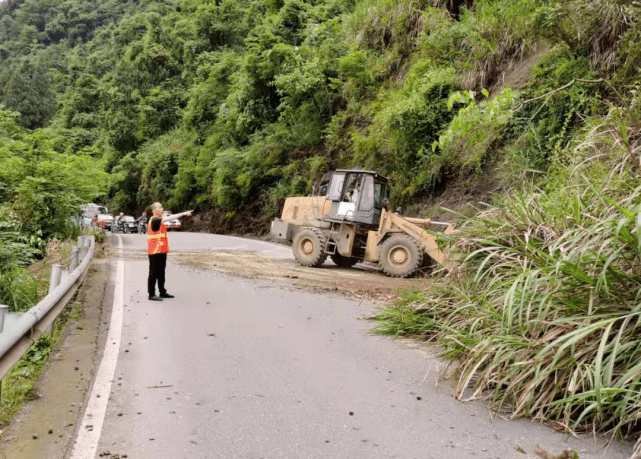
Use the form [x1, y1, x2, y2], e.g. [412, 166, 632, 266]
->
[331, 253, 359, 268]
[293, 228, 328, 267]
[379, 235, 423, 278]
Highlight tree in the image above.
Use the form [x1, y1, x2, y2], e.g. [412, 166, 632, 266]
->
[3, 58, 56, 129]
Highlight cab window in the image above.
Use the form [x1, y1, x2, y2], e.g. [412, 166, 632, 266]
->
[374, 183, 389, 209]
[358, 175, 375, 211]
[327, 172, 346, 201]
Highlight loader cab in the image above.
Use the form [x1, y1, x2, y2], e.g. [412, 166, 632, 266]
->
[325, 170, 390, 226]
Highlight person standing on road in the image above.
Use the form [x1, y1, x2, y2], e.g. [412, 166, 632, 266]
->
[147, 202, 193, 301]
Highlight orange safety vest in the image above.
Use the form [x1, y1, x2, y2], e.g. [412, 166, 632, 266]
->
[147, 216, 169, 255]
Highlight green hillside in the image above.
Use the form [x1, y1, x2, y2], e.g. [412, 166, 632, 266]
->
[2, 0, 627, 223]
[2, 0, 641, 444]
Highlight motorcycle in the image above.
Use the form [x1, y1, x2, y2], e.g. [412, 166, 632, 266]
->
[124, 219, 137, 233]
[116, 219, 128, 233]
[138, 221, 148, 234]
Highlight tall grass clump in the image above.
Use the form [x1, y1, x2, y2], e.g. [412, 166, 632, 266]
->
[375, 104, 641, 440]
[456, 0, 549, 90]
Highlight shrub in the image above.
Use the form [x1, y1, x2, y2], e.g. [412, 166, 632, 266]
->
[435, 87, 519, 175]
[508, 50, 600, 167]
[352, 66, 459, 202]
[456, 0, 548, 90]
[535, 1, 633, 71]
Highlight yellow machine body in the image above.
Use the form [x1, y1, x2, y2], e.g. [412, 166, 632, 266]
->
[275, 197, 453, 267]
[281, 197, 332, 227]
[269, 169, 456, 276]
[363, 209, 454, 265]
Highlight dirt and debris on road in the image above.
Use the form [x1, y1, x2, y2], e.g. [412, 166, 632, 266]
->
[106, 245, 428, 302]
[176, 250, 425, 301]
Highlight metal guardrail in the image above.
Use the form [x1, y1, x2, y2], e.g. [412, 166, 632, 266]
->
[0, 235, 96, 392]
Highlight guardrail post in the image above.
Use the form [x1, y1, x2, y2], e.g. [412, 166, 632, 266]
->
[70, 248, 80, 271]
[78, 236, 87, 262]
[0, 305, 8, 334]
[60, 269, 70, 285]
[49, 264, 63, 294]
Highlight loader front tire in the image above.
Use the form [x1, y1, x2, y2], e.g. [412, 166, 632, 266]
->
[293, 228, 328, 267]
[379, 235, 423, 278]
[331, 253, 359, 268]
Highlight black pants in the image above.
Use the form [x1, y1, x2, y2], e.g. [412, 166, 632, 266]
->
[148, 253, 167, 296]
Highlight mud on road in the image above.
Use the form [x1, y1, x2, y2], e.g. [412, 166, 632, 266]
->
[108, 247, 426, 302]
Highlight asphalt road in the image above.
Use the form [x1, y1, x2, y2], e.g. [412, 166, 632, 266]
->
[69, 232, 629, 459]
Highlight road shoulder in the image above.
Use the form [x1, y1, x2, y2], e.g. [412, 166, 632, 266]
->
[0, 257, 112, 459]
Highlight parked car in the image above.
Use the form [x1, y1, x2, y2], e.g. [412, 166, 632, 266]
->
[80, 204, 108, 227]
[162, 210, 181, 231]
[95, 214, 113, 231]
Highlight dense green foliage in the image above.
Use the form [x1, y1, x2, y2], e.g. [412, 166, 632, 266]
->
[0, 108, 106, 309]
[2, 0, 594, 217]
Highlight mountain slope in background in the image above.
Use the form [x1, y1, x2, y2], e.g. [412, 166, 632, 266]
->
[0, 0, 636, 231]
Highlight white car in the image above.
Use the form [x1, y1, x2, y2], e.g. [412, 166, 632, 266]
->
[162, 211, 181, 231]
[96, 214, 113, 230]
[80, 204, 108, 227]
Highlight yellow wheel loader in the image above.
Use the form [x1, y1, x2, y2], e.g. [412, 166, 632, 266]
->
[270, 169, 455, 278]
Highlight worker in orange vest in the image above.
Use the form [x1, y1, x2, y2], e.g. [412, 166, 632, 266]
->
[147, 202, 193, 301]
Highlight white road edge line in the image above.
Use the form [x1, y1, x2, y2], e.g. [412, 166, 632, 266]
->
[70, 234, 124, 459]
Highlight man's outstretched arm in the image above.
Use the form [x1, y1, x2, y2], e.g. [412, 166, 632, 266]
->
[160, 210, 193, 223]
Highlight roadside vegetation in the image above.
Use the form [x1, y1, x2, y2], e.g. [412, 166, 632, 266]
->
[0, 238, 84, 426]
[372, 0, 641, 447]
[0, 335, 55, 426]
[0, 108, 106, 310]
[2, 0, 641, 448]
[376, 104, 641, 440]
[0, 106, 104, 424]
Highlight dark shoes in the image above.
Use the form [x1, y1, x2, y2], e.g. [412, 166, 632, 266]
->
[148, 293, 174, 301]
